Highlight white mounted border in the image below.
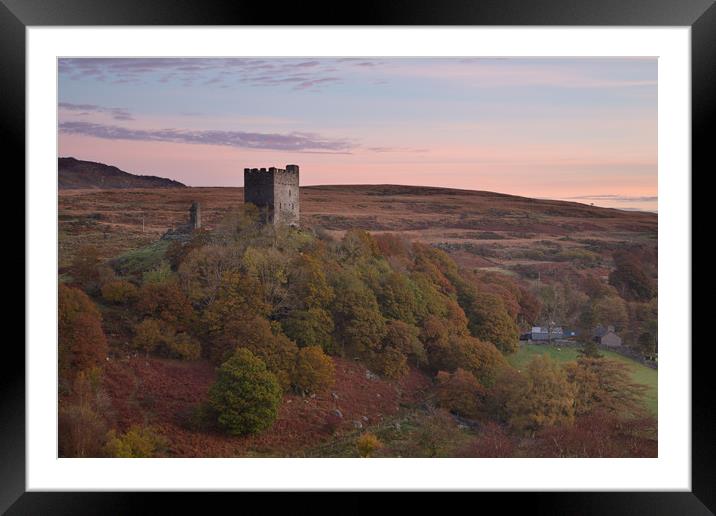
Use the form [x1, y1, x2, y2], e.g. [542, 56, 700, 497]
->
[26, 26, 690, 491]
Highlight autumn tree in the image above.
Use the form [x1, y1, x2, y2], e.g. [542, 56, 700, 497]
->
[282, 308, 335, 352]
[208, 348, 282, 436]
[330, 270, 386, 357]
[590, 295, 628, 331]
[609, 250, 656, 301]
[202, 271, 270, 362]
[243, 245, 292, 315]
[377, 272, 420, 324]
[131, 318, 165, 355]
[135, 279, 195, 332]
[292, 346, 335, 394]
[58, 283, 108, 389]
[435, 368, 484, 418]
[339, 229, 380, 264]
[461, 290, 519, 353]
[517, 286, 542, 327]
[382, 319, 426, 367]
[564, 356, 648, 418]
[178, 244, 242, 306]
[506, 355, 576, 435]
[286, 253, 334, 310]
[371, 346, 409, 379]
[239, 328, 299, 392]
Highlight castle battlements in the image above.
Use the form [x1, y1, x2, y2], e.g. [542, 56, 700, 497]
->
[244, 164, 299, 226]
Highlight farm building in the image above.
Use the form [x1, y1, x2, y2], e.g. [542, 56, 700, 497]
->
[593, 325, 623, 348]
[530, 326, 563, 341]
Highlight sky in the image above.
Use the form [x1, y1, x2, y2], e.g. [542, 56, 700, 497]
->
[58, 57, 657, 211]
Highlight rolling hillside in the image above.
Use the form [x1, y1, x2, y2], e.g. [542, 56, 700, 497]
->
[59, 157, 186, 190]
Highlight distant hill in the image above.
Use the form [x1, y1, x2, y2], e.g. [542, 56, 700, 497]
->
[58, 157, 186, 189]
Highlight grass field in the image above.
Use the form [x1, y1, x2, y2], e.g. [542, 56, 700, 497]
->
[507, 343, 658, 416]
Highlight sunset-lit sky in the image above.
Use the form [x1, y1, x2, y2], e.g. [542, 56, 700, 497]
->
[58, 57, 657, 211]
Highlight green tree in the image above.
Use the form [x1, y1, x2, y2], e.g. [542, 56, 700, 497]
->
[208, 349, 282, 436]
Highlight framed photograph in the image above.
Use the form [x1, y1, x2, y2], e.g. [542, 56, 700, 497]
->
[5, 0, 710, 512]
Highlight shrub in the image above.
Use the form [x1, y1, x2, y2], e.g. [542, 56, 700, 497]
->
[105, 426, 167, 458]
[142, 261, 174, 284]
[323, 412, 343, 435]
[293, 346, 335, 394]
[356, 432, 382, 457]
[101, 279, 138, 304]
[166, 332, 202, 361]
[208, 349, 282, 436]
[459, 422, 515, 457]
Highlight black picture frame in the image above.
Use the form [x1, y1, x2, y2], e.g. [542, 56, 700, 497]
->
[3, 0, 710, 512]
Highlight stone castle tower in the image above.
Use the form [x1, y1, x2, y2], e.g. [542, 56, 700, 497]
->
[244, 165, 299, 226]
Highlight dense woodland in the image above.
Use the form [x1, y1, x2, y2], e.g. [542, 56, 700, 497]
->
[59, 204, 658, 458]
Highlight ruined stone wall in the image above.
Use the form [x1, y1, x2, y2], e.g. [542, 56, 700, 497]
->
[189, 201, 201, 229]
